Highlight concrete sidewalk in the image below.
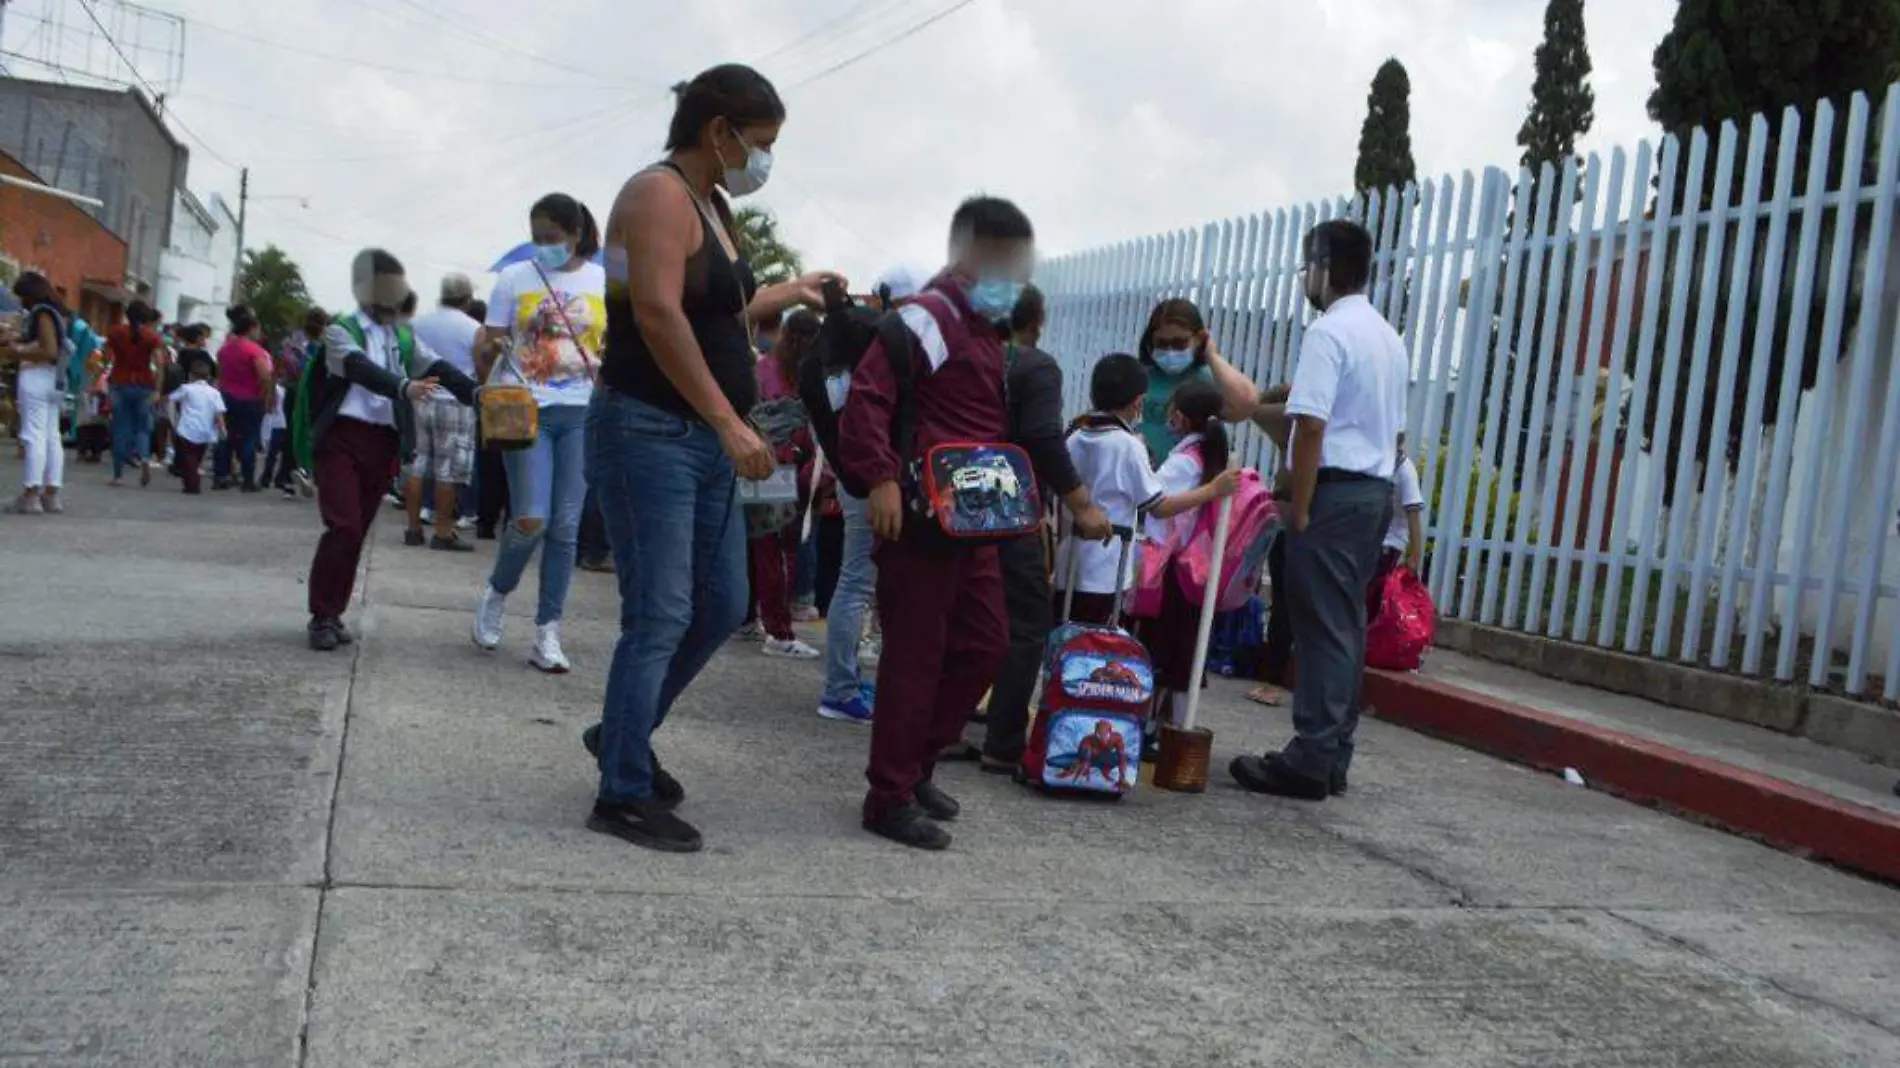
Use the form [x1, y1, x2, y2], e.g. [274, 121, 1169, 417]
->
[3, 460, 1899, 1067]
[1366, 651, 1900, 882]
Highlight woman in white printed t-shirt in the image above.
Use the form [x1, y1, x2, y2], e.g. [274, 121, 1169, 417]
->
[1366, 434, 1426, 623]
[471, 192, 608, 674]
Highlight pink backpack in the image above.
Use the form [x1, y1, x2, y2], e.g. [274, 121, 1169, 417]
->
[1173, 466, 1279, 613]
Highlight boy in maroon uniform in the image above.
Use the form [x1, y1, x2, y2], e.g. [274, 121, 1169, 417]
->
[837, 196, 1036, 850]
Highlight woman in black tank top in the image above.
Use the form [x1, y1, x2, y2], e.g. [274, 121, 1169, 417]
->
[584, 63, 845, 854]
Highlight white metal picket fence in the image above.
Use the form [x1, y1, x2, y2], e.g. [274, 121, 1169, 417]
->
[1037, 83, 1900, 701]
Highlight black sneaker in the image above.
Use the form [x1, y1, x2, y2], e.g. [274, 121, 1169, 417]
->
[587, 799, 702, 853]
[476, 523, 497, 541]
[1229, 753, 1329, 801]
[864, 804, 951, 850]
[403, 528, 425, 547]
[430, 534, 475, 553]
[240, 482, 261, 494]
[307, 618, 340, 652]
[280, 486, 297, 500]
[582, 725, 685, 809]
[577, 555, 615, 573]
[323, 617, 355, 645]
[914, 780, 960, 822]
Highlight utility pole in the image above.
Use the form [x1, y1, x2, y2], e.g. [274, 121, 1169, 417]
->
[231, 166, 248, 302]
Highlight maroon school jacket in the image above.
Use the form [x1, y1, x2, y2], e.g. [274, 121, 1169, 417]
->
[836, 277, 1008, 492]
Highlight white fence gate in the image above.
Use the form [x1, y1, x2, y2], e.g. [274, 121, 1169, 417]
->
[1037, 84, 1900, 702]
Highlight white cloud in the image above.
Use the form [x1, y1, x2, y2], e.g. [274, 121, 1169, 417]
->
[42, 0, 1675, 313]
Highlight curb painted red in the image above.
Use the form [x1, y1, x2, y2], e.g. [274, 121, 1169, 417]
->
[1362, 669, 1900, 884]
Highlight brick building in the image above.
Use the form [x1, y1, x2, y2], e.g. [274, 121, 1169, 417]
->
[0, 149, 128, 325]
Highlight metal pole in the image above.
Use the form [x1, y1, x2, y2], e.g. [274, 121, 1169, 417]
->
[231, 166, 248, 300]
[1180, 494, 1235, 733]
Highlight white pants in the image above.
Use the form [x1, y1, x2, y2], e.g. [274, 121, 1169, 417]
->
[16, 365, 65, 490]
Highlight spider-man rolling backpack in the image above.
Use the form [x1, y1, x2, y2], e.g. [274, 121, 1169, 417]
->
[1022, 525, 1152, 798]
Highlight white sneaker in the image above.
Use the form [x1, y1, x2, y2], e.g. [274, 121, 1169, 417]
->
[472, 585, 506, 651]
[420, 507, 435, 524]
[762, 637, 821, 660]
[857, 636, 882, 669]
[455, 515, 476, 532]
[531, 622, 571, 674]
[736, 621, 767, 642]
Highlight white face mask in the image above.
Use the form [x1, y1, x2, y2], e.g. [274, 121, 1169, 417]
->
[722, 128, 773, 198]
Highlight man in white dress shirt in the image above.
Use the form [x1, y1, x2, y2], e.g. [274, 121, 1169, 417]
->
[1232, 219, 1407, 801]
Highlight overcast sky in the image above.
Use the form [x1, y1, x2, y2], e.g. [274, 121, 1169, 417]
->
[8, 0, 1677, 313]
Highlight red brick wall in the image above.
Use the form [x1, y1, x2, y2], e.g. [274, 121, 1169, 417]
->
[0, 150, 128, 321]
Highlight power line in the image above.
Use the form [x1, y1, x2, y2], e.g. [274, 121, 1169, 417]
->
[383, 0, 636, 88]
[782, 0, 979, 92]
[73, 0, 241, 171]
[753, 0, 908, 66]
[181, 16, 629, 89]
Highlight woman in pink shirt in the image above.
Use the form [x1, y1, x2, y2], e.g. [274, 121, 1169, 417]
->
[213, 304, 276, 492]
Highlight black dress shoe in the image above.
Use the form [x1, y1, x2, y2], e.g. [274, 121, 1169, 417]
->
[326, 618, 355, 645]
[583, 725, 684, 810]
[307, 618, 340, 652]
[476, 523, 497, 541]
[403, 528, 425, 547]
[587, 799, 702, 853]
[1229, 753, 1329, 801]
[914, 780, 960, 822]
[863, 804, 951, 851]
[430, 534, 475, 553]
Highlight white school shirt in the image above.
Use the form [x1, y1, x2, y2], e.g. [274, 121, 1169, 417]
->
[330, 310, 403, 428]
[1385, 454, 1426, 551]
[1057, 420, 1162, 595]
[170, 380, 226, 446]
[262, 384, 287, 434]
[1146, 432, 1206, 548]
[1284, 294, 1408, 479]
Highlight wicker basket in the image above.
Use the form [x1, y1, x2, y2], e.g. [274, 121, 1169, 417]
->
[1153, 724, 1213, 793]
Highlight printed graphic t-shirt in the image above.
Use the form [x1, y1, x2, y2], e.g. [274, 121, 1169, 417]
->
[486, 259, 605, 407]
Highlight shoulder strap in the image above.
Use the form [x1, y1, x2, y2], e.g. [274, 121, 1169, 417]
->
[394, 324, 417, 375]
[874, 310, 919, 461]
[529, 262, 594, 372]
[333, 315, 367, 350]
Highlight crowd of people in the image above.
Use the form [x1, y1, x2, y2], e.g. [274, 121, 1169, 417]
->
[2, 60, 1436, 855]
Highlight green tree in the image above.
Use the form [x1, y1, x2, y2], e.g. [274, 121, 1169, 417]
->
[1355, 59, 1418, 197]
[1518, 0, 1595, 179]
[234, 245, 312, 342]
[1477, 0, 1596, 482]
[1638, 0, 1900, 503]
[733, 206, 803, 287]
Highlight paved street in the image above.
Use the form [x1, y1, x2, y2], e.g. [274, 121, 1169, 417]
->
[3, 461, 1899, 1067]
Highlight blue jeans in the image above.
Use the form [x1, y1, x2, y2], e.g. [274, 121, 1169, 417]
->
[822, 492, 878, 704]
[486, 404, 588, 625]
[109, 384, 154, 478]
[213, 396, 265, 487]
[587, 390, 748, 803]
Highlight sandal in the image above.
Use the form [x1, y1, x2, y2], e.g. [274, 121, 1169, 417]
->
[1245, 686, 1287, 707]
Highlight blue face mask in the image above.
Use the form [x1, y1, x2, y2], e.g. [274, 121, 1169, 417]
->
[968, 278, 1024, 319]
[532, 242, 572, 271]
[1153, 347, 1195, 375]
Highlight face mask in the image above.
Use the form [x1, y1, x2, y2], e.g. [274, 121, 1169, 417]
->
[532, 242, 572, 271]
[722, 130, 773, 198]
[756, 336, 775, 354]
[968, 278, 1023, 319]
[1153, 347, 1194, 375]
